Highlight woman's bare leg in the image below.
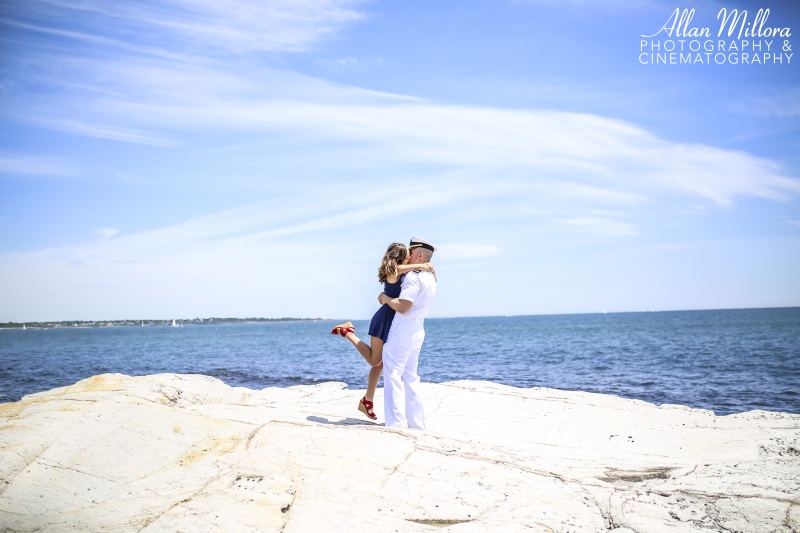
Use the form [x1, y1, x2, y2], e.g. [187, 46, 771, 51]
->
[365, 363, 382, 402]
[364, 338, 384, 402]
[344, 332, 383, 367]
[342, 333, 384, 402]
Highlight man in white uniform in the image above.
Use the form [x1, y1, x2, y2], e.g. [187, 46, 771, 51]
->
[377, 236, 437, 429]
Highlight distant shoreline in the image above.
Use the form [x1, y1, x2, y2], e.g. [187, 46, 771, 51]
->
[0, 317, 325, 329]
[4, 306, 799, 330]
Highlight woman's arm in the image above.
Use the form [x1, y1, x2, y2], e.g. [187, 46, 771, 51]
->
[396, 262, 436, 282]
[397, 262, 434, 274]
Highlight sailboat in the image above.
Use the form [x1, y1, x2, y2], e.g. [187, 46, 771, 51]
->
[22, 324, 26, 330]
[171, 319, 179, 328]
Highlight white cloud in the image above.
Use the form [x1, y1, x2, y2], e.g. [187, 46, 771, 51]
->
[0, 18, 192, 61]
[22, 62, 795, 208]
[0, 154, 78, 177]
[95, 228, 119, 239]
[319, 55, 386, 73]
[34, 119, 180, 147]
[75, 80, 800, 205]
[23, 0, 368, 54]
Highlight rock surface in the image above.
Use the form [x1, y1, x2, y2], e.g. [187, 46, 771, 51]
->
[1, 374, 799, 532]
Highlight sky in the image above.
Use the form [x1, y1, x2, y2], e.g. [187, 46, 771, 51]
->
[1, 0, 799, 322]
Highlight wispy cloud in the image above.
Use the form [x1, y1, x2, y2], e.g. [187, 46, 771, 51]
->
[166, 99, 797, 205]
[9, 56, 799, 207]
[0, 17, 193, 61]
[18, 0, 368, 54]
[0, 154, 78, 177]
[319, 55, 386, 73]
[100, 177, 494, 253]
[35, 71, 798, 208]
[33, 119, 180, 147]
[95, 228, 119, 239]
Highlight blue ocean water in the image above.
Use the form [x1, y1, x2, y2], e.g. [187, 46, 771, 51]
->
[1, 308, 798, 415]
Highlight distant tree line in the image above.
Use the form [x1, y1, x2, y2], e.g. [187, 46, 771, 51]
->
[0, 317, 324, 329]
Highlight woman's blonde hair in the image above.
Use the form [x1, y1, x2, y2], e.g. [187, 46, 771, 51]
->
[378, 242, 408, 283]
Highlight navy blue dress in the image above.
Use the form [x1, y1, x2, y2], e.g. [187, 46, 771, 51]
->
[368, 275, 404, 342]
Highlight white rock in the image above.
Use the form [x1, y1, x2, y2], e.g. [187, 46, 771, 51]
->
[0, 374, 798, 532]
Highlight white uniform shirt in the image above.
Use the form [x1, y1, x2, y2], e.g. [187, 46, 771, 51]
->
[397, 271, 437, 321]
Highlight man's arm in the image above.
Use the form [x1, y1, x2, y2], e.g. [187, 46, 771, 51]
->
[379, 270, 420, 314]
[378, 293, 413, 314]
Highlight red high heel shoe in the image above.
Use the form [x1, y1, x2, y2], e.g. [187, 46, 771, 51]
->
[331, 321, 354, 337]
[358, 396, 377, 420]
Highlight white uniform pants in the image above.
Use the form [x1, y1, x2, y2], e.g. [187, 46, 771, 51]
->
[382, 318, 426, 429]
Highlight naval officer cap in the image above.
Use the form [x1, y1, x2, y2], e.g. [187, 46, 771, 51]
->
[409, 236, 437, 253]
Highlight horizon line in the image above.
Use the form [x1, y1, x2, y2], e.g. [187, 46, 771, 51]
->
[3, 305, 798, 326]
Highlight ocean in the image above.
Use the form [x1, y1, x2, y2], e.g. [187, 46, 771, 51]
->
[1, 308, 798, 415]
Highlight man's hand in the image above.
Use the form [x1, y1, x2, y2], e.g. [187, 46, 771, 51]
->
[378, 292, 413, 314]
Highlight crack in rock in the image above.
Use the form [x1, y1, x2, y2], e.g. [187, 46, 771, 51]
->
[406, 518, 475, 526]
[598, 467, 675, 483]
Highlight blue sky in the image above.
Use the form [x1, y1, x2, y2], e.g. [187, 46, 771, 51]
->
[1, 0, 798, 321]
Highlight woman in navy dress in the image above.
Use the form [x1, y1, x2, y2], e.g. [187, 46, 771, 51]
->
[332, 242, 435, 420]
